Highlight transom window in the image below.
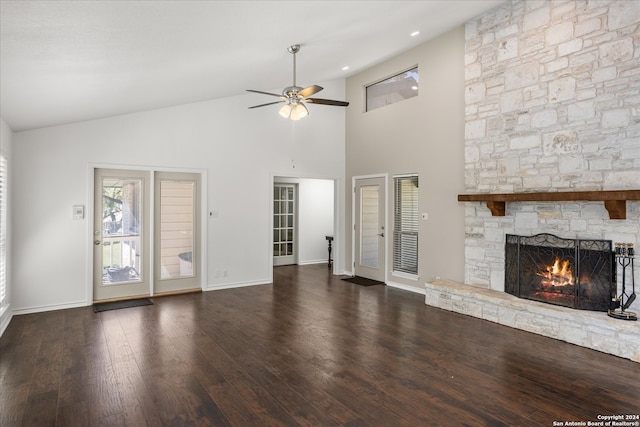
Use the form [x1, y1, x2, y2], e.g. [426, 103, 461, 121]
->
[366, 66, 419, 112]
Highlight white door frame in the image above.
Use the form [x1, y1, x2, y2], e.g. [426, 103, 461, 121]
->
[351, 173, 388, 281]
[86, 163, 208, 304]
[93, 168, 151, 301]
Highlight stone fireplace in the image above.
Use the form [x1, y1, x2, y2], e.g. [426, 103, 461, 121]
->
[424, 0, 640, 362]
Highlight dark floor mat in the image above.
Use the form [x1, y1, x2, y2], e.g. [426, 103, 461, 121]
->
[342, 276, 385, 286]
[93, 298, 153, 313]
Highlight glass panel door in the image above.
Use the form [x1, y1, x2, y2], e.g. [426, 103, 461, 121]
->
[93, 169, 149, 301]
[159, 181, 194, 279]
[354, 177, 386, 282]
[154, 172, 200, 294]
[273, 183, 297, 266]
[360, 185, 379, 268]
[102, 177, 142, 283]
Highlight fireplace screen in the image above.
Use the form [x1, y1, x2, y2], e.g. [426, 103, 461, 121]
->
[505, 234, 614, 311]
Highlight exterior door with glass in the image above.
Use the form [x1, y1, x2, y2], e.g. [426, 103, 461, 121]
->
[93, 169, 150, 301]
[154, 172, 201, 294]
[354, 177, 386, 282]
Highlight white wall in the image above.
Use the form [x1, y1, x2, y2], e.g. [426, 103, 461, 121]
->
[345, 27, 466, 290]
[11, 80, 346, 313]
[298, 179, 334, 264]
[0, 117, 12, 334]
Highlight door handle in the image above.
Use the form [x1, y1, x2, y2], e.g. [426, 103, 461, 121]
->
[378, 233, 384, 237]
[94, 240, 101, 246]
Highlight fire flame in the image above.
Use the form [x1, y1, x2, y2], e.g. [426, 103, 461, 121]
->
[537, 257, 574, 287]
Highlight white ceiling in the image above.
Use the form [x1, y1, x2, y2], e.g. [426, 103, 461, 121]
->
[0, 0, 506, 132]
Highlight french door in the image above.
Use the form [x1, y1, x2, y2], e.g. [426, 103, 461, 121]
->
[354, 177, 386, 282]
[93, 168, 201, 302]
[273, 183, 297, 266]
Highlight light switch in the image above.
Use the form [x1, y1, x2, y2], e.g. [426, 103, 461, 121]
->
[73, 205, 84, 220]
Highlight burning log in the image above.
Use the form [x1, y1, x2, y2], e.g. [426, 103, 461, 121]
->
[538, 257, 574, 287]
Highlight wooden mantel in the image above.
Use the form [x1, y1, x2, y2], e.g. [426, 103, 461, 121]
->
[457, 190, 640, 220]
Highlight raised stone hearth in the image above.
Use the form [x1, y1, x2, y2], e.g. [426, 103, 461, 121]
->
[425, 280, 640, 362]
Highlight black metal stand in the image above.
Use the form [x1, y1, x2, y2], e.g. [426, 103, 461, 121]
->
[325, 236, 333, 268]
[608, 243, 637, 321]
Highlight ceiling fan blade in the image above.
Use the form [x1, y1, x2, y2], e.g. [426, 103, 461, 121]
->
[246, 89, 284, 98]
[306, 98, 349, 107]
[248, 100, 285, 109]
[297, 85, 323, 98]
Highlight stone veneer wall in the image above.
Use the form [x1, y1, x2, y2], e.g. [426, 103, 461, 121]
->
[463, 0, 640, 313]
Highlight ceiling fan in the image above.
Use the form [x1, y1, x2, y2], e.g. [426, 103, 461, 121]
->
[247, 44, 349, 120]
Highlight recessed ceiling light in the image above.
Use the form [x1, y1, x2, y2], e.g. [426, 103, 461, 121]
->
[410, 31, 420, 37]
[342, 66, 350, 71]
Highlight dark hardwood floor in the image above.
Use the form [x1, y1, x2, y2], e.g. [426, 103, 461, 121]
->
[1, 264, 638, 426]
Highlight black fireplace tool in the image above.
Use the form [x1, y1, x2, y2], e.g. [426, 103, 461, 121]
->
[608, 243, 637, 321]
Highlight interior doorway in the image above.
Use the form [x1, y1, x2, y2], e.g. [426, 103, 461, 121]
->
[272, 177, 334, 268]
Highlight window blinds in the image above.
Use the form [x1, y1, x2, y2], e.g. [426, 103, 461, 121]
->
[393, 175, 418, 275]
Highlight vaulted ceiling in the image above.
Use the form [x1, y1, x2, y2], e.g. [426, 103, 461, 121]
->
[0, 1, 506, 132]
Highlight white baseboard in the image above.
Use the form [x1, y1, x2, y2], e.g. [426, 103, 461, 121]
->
[11, 300, 89, 316]
[386, 280, 426, 295]
[206, 279, 272, 292]
[297, 259, 330, 266]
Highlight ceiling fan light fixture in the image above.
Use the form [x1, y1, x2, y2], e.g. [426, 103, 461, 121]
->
[289, 102, 309, 121]
[279, 103, 292, 118]
[247, 44, 349, 118]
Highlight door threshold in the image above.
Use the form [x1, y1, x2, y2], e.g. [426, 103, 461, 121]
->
[152, 288, 202, 298]
[93, 294, 151, 305]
